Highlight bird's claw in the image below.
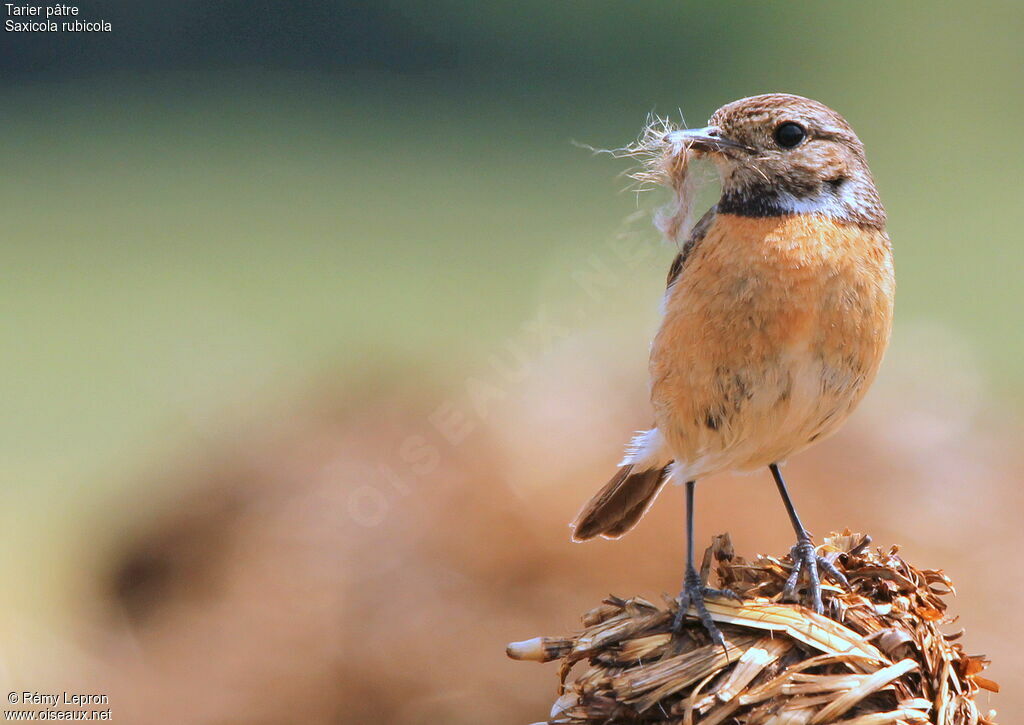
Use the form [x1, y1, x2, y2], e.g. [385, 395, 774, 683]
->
[784, 537, 848, 614]
[672, 567, 741, 647]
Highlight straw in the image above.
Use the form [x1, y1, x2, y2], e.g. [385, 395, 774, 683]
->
[508, 531, 998, 724]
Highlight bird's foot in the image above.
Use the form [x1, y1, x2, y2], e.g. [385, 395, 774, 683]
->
[784, 536, 849, 614]
[672, 566, 742, 648]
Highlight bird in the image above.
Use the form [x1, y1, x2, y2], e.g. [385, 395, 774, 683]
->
[572, 94, 895, 646]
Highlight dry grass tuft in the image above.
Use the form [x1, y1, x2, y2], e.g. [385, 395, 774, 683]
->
[609, 115, 690, 190]
[584, 114, 703, 245]
[508, 532, 998, 724]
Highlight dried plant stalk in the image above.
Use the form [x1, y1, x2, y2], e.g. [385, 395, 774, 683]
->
[508, 532, 998, 724]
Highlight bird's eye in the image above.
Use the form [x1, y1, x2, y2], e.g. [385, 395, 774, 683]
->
[774, 122, 807, 149]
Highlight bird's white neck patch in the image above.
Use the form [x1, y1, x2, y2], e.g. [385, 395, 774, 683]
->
[773, 190, 851, 218]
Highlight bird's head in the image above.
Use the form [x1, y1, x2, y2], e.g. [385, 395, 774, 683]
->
[666, 94, 885, 227]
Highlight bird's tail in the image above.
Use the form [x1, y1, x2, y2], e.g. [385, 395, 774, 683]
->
[571, 463, 670, 541]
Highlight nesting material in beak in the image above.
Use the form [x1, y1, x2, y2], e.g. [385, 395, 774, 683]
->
[609, 115, 709, 246]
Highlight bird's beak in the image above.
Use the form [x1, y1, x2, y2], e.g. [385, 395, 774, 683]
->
[664, 126, 751, 154]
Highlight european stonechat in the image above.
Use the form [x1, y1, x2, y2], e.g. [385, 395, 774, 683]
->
[572, 94, 895, 646]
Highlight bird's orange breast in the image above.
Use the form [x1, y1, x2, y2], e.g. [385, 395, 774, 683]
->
[650, 213, 895, 475]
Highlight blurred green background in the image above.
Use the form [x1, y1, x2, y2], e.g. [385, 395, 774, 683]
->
[1, 0, 1021, 710]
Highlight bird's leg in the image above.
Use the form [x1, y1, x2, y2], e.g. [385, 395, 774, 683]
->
[769, 463, 848, 613]
[672, 480, 739, 646]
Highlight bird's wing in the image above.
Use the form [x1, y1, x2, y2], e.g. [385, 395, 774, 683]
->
[573, 210, 722, 542]
[666, 206, 717, 289]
